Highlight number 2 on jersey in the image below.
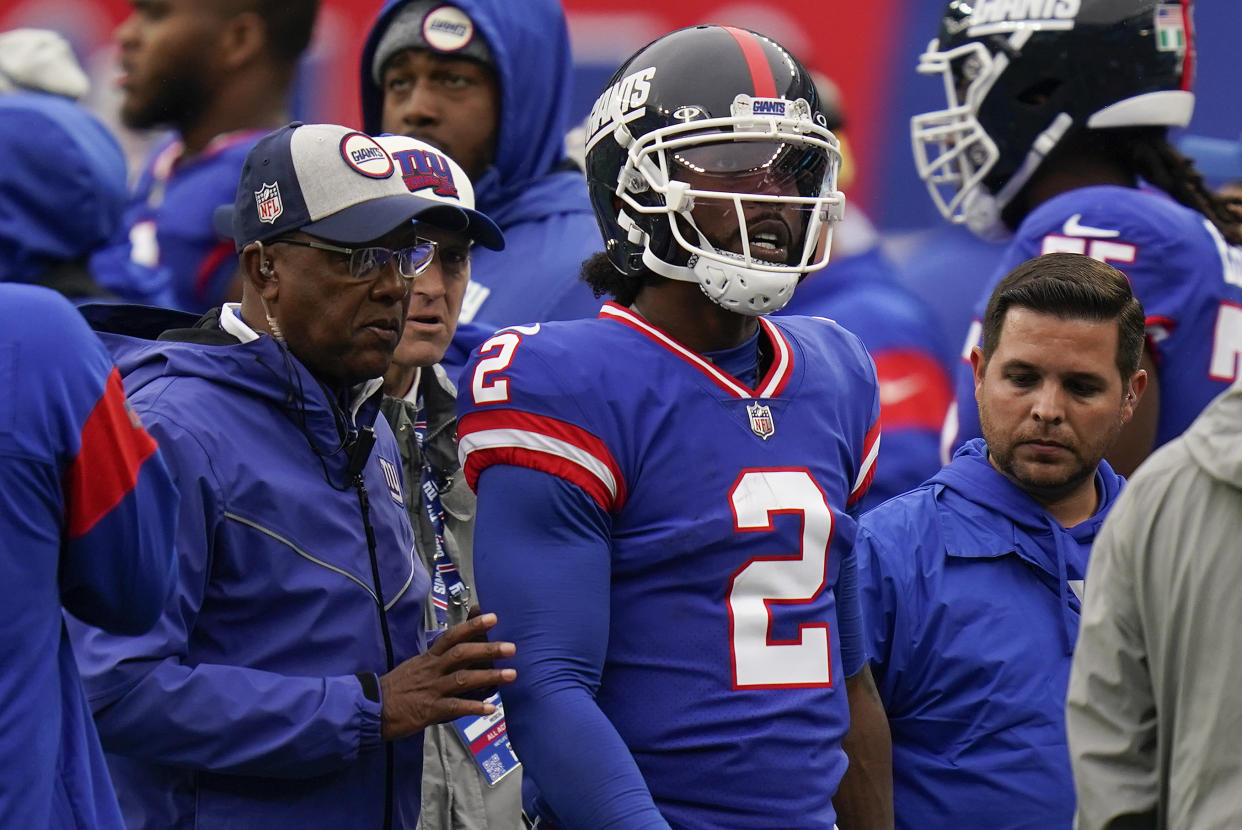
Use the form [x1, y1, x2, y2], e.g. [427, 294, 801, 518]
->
[728, 469, 834, 689]
[471, 326, 541, 405]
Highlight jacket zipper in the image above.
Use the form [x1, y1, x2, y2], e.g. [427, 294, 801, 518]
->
[355, 473, 396, 830]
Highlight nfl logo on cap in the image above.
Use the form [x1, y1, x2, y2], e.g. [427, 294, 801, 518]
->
[255, 182, 282, 224]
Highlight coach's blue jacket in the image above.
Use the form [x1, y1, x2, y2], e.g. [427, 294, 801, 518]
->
[69, 307, 431, 829]
[856, 439, 1123, 830]
[361, 0, 603, 383]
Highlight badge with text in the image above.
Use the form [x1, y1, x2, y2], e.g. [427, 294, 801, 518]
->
[451, 693, 521, 786]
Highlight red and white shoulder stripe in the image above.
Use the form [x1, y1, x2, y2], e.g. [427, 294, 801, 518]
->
[598, 302, 794, 399]
[458, 409, 627, 512]
[847, 421, 882, 508]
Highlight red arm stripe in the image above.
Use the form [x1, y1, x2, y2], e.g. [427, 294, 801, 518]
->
[63, 367, 159, 538]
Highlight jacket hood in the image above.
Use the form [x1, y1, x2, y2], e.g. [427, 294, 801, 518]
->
[0, 92, 127, 285]
[1185, 380, 1242, 488]
[930, 438, 1124, 654]
[360, 0, 578, 222]
[82, 305, 381, 454]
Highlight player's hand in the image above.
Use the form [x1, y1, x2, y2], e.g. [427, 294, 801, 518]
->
[378, 612, 516, 741]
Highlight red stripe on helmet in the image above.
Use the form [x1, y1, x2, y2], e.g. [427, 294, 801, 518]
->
[1181, 0, 1195, 92]
[722, 26, 777, 99]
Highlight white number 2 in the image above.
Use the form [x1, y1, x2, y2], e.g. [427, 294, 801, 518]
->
[470, 325, 541, 405]
[728, 469, 834, 689]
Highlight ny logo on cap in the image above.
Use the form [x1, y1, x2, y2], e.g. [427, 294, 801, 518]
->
[255, 182, 283, 224]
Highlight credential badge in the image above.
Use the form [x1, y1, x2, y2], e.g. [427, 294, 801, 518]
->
[747, 402, 775, 440]
[255, 182, 282, 224]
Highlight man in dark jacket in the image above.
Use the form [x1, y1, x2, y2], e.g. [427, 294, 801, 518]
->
[70, 122, 514, 830]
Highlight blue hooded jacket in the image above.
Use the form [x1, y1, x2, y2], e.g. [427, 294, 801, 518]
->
[0, 93, 127, 296]
[856, 439, 1123, 830]
[361, 0, 603, 382]
[68, 306, 431, 829]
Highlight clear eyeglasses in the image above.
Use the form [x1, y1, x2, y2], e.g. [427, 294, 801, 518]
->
[271, 237, 438, 281]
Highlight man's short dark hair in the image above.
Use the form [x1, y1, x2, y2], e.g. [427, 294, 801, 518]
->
[251, 0, 319, 64]
[981, 252, 1146, 379]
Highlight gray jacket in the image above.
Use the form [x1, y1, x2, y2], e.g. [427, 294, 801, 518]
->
[382, 365, 522, 830]
[1067, 380, 1242, 830]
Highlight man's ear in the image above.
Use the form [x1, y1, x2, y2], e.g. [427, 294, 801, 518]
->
[1121, 368, 1149, 423]
[240, 243, 279, 302]
[216, 11, 266, 72]
[969, 346, 987, 401]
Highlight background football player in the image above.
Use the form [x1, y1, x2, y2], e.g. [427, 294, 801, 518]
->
[915, 0, 1242, 474]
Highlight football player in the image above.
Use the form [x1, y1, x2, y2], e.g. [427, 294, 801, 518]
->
[457, 25, 892, 829]
[90, 0, 318, 311]
[915, 0, 1242, 473]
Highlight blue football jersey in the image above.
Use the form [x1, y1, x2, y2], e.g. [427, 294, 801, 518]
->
[945, 185, 1242, 460]
[91, 131, 262, 311]
[458, 303, 880, 828]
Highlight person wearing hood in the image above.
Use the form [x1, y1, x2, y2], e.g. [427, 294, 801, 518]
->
[67, 122, 515, 830]
[856, 253, 1149, 830]
[0, 91, 127, 300]
[1067, 378, 1242, 830]
[360, 0, 603, 384]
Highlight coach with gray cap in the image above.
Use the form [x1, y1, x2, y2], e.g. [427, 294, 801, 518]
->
[70, 121, 513, 830]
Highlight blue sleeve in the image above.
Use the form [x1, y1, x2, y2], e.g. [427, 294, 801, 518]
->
[836, 513, 866, 678]
[19, 289, 180, 635]
[68, 413, 382, 778]
[853, 519, 908, 708]
[474, 464, 670, 830]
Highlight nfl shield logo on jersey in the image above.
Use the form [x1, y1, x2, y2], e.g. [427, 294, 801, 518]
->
[255, 182, 282, 224]
[747, 402, 775, 440]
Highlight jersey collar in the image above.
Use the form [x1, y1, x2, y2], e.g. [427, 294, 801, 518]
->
[599, 301, 793, 399]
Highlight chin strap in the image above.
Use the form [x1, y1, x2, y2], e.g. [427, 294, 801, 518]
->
[620, 210, 799, 315]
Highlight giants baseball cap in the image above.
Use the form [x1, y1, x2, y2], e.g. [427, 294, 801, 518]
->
[373, 133, 504, 250]
[218, 121, 470, 251]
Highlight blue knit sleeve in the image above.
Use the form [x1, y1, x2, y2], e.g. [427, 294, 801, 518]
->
[473, 464, 670, 830]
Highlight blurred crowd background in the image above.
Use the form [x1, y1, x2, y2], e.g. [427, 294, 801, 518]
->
[8, 0, 1240, 234]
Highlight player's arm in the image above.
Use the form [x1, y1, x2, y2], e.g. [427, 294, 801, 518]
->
[837, 667, 893, 830]
[1105, 347, 1159, 477]
[68, 415, 385, 779]
[54, 304, 179, 635]
[832, 519, 894, 830]
[1065, 501, 1158, 830]
[473, 463, 671, 830]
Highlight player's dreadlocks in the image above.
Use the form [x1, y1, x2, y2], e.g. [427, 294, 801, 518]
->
[580, 251, 662, 307]
[1119, 128, 1242, 246]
